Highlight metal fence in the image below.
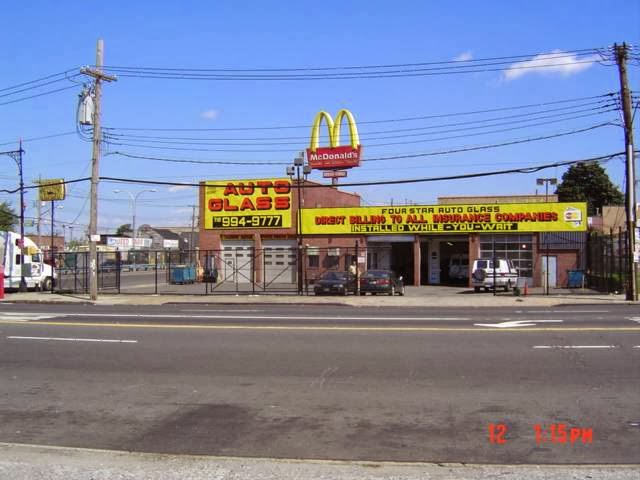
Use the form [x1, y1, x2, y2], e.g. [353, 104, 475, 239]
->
[51, 244, 376, 295]
[585, 229, 629, 293]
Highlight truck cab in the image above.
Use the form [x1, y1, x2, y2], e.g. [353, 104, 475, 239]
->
[1, 231, 56, 291]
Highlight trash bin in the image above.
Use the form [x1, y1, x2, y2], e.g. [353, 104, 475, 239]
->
[567, 270, 585, 288]
[171, 265, 195, 284]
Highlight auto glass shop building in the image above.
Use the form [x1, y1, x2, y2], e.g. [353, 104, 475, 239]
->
[199, 178, 588, 288]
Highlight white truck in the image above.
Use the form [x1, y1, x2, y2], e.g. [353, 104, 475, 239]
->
[1, 231, 56, 291]
[471, 258, 518, 292]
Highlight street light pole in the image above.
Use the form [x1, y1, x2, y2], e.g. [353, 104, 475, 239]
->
[287, 152, 311, 295]
[113, 189, 156, 268]
[537, 178, 557, 295]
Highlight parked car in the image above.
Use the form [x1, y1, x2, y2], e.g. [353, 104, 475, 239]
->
[359, 269, 405, 296]
[471, 258, 518, 292]
[314, 271, 357, 295]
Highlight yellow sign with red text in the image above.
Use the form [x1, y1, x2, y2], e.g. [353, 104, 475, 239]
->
[300, 202, 587, 234]
[204, 178, 292, 229]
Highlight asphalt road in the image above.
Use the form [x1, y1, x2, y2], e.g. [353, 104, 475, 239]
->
[0, 303, 638, 464]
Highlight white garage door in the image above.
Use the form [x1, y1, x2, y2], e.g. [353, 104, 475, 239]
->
[220, 240, 254, 284]
[262, 240, 296, 284]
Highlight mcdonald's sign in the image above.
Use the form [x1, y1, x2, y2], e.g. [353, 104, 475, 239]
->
[306, 109, 362, 170]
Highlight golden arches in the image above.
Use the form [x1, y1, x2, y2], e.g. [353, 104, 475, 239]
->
[308, 109, 360, 152]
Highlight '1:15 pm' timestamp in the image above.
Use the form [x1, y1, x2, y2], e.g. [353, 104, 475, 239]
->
[489, 423, 593, 445]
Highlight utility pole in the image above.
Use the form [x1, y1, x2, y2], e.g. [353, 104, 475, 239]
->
[80, 39, 117, 300]
[614, 42, 638, 301]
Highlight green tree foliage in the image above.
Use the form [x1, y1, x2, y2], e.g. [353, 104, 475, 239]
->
[116, 223, 132, 236]
[556, 162, 624, 216]
[0, 201, 17, 231]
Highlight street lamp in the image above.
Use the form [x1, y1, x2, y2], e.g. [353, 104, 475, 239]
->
[537, 178, 557, 295]
[113, 189, 156, 267]
[286, 151, 311, 295]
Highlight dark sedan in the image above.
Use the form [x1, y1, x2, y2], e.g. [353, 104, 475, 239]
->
[359, 270, 405, 296]
[313, 271, 357, 295]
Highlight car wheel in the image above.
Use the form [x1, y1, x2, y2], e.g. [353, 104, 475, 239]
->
[484, 287, 490, 292]
[474, 286, 480, 293]
[42, 277, 53, 292]
[360, 291, 366, 296]
[389, 285, 395, 296]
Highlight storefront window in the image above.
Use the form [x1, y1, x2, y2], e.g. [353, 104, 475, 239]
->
[480, 234, 533, 279]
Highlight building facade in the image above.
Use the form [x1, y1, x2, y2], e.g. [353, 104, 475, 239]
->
[199, 178, 588, 288]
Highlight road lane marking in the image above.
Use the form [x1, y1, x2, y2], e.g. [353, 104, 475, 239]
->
[6, 336, 137, 343]
[2, 320, 640, 333]
[181, 309, 266, 313]
[474, 320, 563, 328]
[0, 312, 471, 321]
[633, 346, 640, 349]
[0, 312, 60, 322]
[533, 345, 617, 349]
[629, 317, 640, 324]
[516, 310, 609, 314]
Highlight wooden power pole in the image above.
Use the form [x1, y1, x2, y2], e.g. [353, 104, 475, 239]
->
[614, 42, 638, 301]
[80, 39, 117, 300]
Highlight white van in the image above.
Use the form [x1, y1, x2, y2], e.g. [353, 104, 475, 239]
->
[471, 258, 518, 292]
[1, 231, 56, 291]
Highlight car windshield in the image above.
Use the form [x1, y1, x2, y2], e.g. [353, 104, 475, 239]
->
[363, 270, 390, 278]
[322, 271, 347, 281]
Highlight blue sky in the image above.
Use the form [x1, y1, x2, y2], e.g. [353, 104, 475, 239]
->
[1, 0, 639, 235]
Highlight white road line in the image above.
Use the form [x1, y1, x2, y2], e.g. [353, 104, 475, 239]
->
[628, 317, 640, 324]
[474, 320, 563, 328]
[6, 336, 138, 344]
[516, 310, 609, 314]
[0, 312, 470, 321]
[181, 309, 266, 313]
[533, 345, 617, 349]
[633, 346, 640, 349]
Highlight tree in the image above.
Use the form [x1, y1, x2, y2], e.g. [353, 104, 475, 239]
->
[0, 201, 17, 231]
[116, 223, 132, 236]
[555, 162, 624, 216]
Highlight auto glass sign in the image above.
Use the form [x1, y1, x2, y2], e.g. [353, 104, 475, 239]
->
[300, 202, 587, 234]
[204, 178, 292, 229]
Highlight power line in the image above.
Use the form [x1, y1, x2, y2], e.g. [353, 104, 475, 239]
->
[0, 74, 82, 99]
[104, 99, 615, 144]
[101, 49, 605, 80]
[99, 152, 624, 189]
[103, 92, 615, 132]
[103, 106, 616, 150]
[102, 48, 601, 73]
[0, 84, 80, 107]
[107, 123, 613, 166]
[0, 68, 79, 94]
[0, 131, 77, 147]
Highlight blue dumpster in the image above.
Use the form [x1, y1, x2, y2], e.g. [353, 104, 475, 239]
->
[567, 270, 585, 288]
[171, 265, 196, 284]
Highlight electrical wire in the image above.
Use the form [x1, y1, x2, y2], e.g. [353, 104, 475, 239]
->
[0, 131, 77, 147]
[0, 84, 80, 107]
[103, 99, 615, 144]
[0, 69, 79, 94]
[107, 123, 614, 166]
[99, 152, 624, 189]
[103, 106, 617, 150]
[103, 93, 615, 132]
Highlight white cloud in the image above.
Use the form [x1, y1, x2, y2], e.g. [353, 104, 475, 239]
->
[200, 109, 219, 121]
[502, 50, 598, 82]
[454, 51, 473, 62]
[167, 185, 194, 193]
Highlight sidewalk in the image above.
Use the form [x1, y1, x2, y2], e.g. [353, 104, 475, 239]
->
[0, 443, 637, 480]
[1, 286, 632, 307]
